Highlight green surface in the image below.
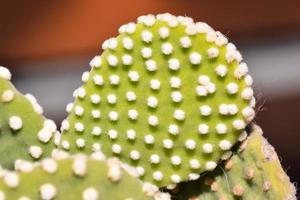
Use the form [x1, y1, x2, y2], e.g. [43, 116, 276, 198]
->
[0, 76, 56, 169]
[0, 156, 153, 200]
[172, 125, 296, 200]
[61, 14, 255, 186]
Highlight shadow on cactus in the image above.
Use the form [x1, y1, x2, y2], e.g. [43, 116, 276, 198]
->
[0, 67, 58, 169]
[60, 13, 255, 187]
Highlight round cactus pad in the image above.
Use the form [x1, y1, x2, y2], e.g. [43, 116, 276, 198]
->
[60, 13, 255, 186]
[0, 154, 166, 199]
[0, 67, 57, 169]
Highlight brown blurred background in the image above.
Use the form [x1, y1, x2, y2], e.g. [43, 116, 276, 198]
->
[0, 0, 299, 187]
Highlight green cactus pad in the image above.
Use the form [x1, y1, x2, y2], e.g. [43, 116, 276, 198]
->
[0, 153, 168, 200]
[60, 13, 255, 186]
[171, 125, 296, 200]
[0, 66, 57, 169]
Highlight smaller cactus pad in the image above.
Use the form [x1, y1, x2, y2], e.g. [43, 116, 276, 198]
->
[60, 13, 255, 186]
[0, 153, 169, 200]
[0, 66, 58, 169]
[171, 125, 296, 200]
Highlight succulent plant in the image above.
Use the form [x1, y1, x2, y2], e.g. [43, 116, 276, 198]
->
[170, 125, 296, 200]
[59, 13, 255, 187]
[0, 12, 296, 200]
[0, 66, 58, 169]
[0, 153, 170, 199]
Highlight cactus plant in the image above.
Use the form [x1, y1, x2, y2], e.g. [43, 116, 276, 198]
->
[170, 125, 296, 200]
[0, 153, 170, 199]
[0, 13, 296, 200]
[0, 66, 58, 169]
[60, 13, 255, 186]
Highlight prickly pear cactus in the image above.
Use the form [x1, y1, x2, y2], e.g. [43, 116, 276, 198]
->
[171, 125, 296, 200]
[60, 13, 256, 186]
[0, 66, 58, 169]
[0, 153, 168, 199]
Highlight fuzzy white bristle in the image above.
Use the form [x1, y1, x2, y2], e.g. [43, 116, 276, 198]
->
[9, 116, 22, 131]
[199, 105, 212, 116]
[112, 144, 122, 154]
[171, 91, 183, 103]
[215, 64, 228, 77]
[122, 37, 134, 50]
[207, 47, 219, 58]
[158, 27, 170, 39]
[107, 94, 117, 104]
[171, 155, 182, 166]
[226, 82, 239, 94]
[168, 58, 180, 71]
[170, 77, 181, 88]
[127, 129, 136, 140]
[128, 71, 139, 82]
[219, 140, 232, 150]
[145, 59, 157, 71]
[205, 161, 217, 170]
[150, 154, 160, 164]
[108, 111, 119, 121]
[0, 66, 12, 80]
[168, 124, 179, 135]
[153, 171, 163, 181]
[147, 96, 158, 108]
[89, 56, 102, 68]
[91, 110, 101, 119]
[122, 54, 133, 65]
[76, 138, 86, 148]
[216, 123, 227, 134]
[108, 129, 118, 140]
[161, 42, 173, 55]
[40, 183, 57, 200]
[198, 124, 209, 134]
[144, 134, 155, 145]
[163, 139, 174, 149]
[189, 52, 202, 65]
[185, 139, 196, 150]
[173, 109, 185, 121]
[202, 143, 213, 153]
[141, 47, 152, 58]
[148, 115, 159, 126]
[82, 187, 98, 200]
[130, 150, 141, 160]
[93, 75, 104, 86]
[29, 146, 43, 159]
[128, 109, 138, 120]
[107, 55, 119, 67]
[126, 91, 136, 101]
[180, 36, 191, 48]
[189, 159, 201, 169]
[141, 30, 153, 43]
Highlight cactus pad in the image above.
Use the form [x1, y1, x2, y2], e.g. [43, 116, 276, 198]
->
[0, 66, 57, 169]
[0, 153, 169, 199]
[171, 125, 296, 200]
[60, 13, 255, 186]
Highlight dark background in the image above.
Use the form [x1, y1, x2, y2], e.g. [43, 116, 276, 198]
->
[0, 0, 299, 188]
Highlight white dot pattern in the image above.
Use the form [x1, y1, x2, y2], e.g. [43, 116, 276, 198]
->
[60, 13, 255, 186]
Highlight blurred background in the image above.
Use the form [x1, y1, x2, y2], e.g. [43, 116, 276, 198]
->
[0, 0, 299, 186]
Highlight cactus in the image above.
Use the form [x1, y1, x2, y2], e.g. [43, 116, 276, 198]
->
[0, 66, 58, 169]
[0, 153, 170, 199]
[170, 125, 296, 200]
[60, 13, 255, 186]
